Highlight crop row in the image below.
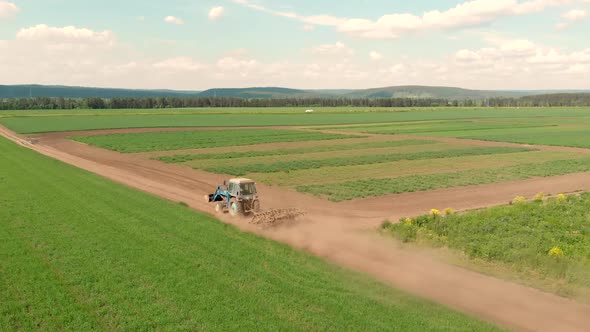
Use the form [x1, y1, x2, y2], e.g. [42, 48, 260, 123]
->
[206, 146, 535, 175]
[323, 121, 553, 136]
[72, 129, 358, 153]
[157, 139, 435, 163]
[298, 157, 590, 201]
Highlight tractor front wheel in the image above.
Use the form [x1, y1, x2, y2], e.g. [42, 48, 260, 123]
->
[229, 199, 243, 217]
[215, 202, 224, 213]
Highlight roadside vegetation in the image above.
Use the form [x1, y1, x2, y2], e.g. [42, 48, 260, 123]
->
[0, 137, 498, 331]
[381, 194, 590, 299]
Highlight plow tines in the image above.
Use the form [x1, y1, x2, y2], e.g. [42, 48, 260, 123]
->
[251, 208, 306, 227]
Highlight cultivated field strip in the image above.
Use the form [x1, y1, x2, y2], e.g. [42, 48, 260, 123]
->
[320, 119, 590, 149]
[156, 139, 435, 163]
[72, 129, 359, 153]
[298, 157, 590, 201]
[204, 146, 535, 176]
[251, 151, 584, 187]
[183, 142, 464, 170]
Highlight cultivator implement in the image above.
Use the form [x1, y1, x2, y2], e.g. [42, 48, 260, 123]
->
[250, 208, 306, 227]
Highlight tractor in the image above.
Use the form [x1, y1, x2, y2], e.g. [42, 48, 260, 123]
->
[206, 178, 306, 226]
[206, 178, 261, 217]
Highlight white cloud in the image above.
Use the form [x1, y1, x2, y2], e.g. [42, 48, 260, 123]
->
[309, 42, 355, 56]
[209, 6, 225, 21]
[562, 9, 587, 21]
[16, 24, 116, 46]
[164, 16, 184, 25]
[0, 1, 18, 19]
[369, 51, 384, 61]
[2, 23, 590, 91]
[303, 25, 315, 31]
[153, 57, 204, 71]
[235, 0, 590, 39]
[455, 49, 482, 61]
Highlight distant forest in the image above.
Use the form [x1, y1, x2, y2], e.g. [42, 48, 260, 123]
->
[2, 94, 590, 110]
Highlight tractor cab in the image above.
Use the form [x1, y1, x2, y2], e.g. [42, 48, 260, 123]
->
[207, 178, 261, 216]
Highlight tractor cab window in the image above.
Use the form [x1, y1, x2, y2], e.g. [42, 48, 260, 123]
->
[239, 183, 256, 195]
[228, 182, 237, 195]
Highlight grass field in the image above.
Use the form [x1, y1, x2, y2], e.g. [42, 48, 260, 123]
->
[3, 107, 590, 133]
[381, 194, 590, 299]
[0, 137, 499, 331]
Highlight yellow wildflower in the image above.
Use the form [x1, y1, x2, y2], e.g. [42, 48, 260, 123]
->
[548, 246, 564, 258]
[403, 218, 414, 226]
[556, 194, 567, 202]
[430, 209, 441, 217]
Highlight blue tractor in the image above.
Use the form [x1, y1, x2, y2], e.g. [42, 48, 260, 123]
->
[207, 178, 261, 217]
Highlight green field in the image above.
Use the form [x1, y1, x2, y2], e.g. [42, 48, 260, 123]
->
[0, 137, 499, 331]
[72, 129, 357, 153]
[382, 194, 590, 298]
[156, 139, 436, 163]
[3, 107, 590, 134]
[298, 158, 590, 201]
[324, 118, 590, 149]
[201, 146, 535, 176]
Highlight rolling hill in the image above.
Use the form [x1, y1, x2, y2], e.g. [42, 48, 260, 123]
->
[1, 84, 588, 100]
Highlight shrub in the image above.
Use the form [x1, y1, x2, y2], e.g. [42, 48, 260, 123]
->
[443, 208, 456, 216]
[556, 193, 568, 202]
[534, 192, 546, 202]
[512, 196, 527, 204]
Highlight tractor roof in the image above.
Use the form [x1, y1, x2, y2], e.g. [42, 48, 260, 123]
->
[230, 178, 256, 184]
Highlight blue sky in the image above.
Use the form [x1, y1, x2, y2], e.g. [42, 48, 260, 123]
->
[0, 0, 589, 90]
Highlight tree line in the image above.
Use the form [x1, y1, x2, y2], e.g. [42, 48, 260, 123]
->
[2, 94, 590, 110]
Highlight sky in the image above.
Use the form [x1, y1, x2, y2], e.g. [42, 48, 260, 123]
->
[0, 0, 589, 90]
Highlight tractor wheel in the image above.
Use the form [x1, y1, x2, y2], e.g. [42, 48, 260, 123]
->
[229, 199, 243, 217]
[214, 202, 224, 213]
[252, 200, 261, 212]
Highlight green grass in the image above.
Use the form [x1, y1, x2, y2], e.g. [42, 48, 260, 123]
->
[320, 121, 554, 135]
[156, 139, 435, 163]
[0, 137, 499, 331]
[447, 126, 590, 149]
[72, 129, 357, 153]
[3, 108, 590, 133]
[204, 147, 535, 176]
[252, 151, 582, 187]
[381, 195, 590, 297]
[298, 158, 590, 201]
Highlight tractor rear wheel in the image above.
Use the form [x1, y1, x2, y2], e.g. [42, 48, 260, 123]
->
[252, 200, 261, 212]
[229, 199, 243, 217]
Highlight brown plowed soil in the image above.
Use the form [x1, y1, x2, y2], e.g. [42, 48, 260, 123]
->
[3, 124, 590, 332]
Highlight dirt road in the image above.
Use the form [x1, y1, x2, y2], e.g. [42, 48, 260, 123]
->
[3, 124, 590, 331]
